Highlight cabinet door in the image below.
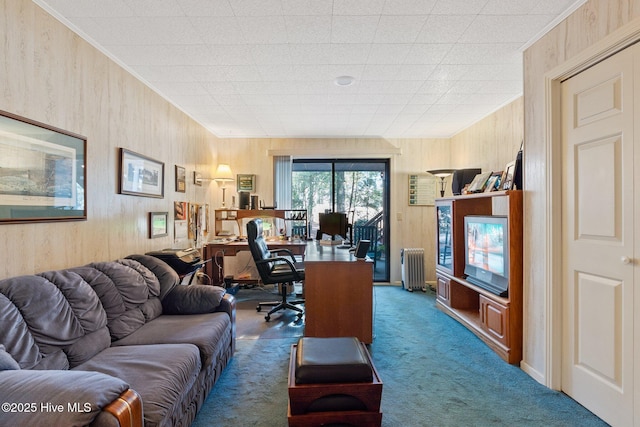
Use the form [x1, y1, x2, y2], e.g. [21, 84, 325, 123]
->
[436, 273, 450, 305]
[480, 295, 509, 346]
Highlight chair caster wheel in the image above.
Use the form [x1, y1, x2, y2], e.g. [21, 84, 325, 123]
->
[256, 305, 262, 312]
[265, 315, 271, 321]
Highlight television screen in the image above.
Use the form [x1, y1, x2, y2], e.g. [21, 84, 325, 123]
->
[464, 215, 509, 296]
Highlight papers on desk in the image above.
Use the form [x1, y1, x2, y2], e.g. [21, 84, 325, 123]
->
[320, 233, 343, 246]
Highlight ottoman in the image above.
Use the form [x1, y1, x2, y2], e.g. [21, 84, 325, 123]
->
[287, 337, 383, 427]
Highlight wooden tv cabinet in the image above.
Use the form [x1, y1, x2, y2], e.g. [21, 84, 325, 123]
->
[434, 190, 522, 364]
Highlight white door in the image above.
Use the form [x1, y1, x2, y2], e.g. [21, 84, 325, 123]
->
[561, 45, 637, 426]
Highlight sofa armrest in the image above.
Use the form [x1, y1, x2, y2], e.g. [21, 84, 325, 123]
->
[0, 370, 141, 427]
[216, 293, 236, 353]
[98, 389, 143, 427]
[162, 284, 226, 314]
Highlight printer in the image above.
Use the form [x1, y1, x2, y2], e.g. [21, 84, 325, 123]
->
[146, 248, 204, 277]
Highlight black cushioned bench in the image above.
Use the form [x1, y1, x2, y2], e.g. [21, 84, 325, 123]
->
[287, 337, 383, 427]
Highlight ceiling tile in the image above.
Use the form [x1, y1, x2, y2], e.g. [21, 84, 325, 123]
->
[238, 16, 288, 44]
[285, 16, 332, 44]
[180, 0, 234, 16]
[381, 0, 437, 15]
[373, 15, 428, 44]
[333, 0, 386, 16]
[190, 16, 245, 45]
[281, 0, 333, 16]
[331, 16, 380, 44]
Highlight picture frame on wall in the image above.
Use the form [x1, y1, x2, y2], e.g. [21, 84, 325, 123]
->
[149, 211, 168, 238]
[237, 174, 256, 192]
[175, 165, 186, 193]
[119, 148, 164, 198]
[193, 171, 202, 186]
[0, 110, 87, 224]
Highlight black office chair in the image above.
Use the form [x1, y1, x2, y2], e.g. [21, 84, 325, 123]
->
[247, 219, 305, 321]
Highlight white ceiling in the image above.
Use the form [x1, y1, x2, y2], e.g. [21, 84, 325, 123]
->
[34, 0, 583, 139]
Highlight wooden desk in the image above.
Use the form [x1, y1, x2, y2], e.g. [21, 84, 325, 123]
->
[303, 243, 374, 344]
[203, 240, 307, 284]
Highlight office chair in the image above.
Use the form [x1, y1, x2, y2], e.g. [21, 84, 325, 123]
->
[247, 219, 305, 321]
[353, 225, 378, 271]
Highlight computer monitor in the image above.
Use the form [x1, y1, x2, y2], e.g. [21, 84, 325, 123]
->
[354, 240, 370, 260]
[318, 212, 348, 239]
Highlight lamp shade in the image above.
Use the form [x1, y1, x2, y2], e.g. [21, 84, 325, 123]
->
[427, 168, 456, 177]
[214, 164, 234, 182]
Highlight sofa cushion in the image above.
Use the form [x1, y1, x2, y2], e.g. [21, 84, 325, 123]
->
[112, 313, 230, 369]
[0, 370, 130, 427]
[0, 272, 108, 370]
[0, 345, 19, 370]
[162, 284, 226, 314]
[79, 260, 163, 340]
[38, 270, 111, 367]
[74, 344, 200, 427]
[126, 254, 180, 300]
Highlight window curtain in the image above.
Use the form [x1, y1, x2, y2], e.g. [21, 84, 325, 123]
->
[273, 155, 292, 209]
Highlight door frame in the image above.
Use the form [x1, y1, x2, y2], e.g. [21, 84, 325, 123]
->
[543, 20, 640, 390]
[291, 158, 391, 282]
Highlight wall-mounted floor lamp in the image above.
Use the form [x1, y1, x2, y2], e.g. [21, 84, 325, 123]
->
[214, 164, 234, 207]
[427, 169, 456, 197]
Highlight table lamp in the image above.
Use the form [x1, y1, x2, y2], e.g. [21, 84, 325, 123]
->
[427, 169, 456, 197]
[214, 164, 234, 207]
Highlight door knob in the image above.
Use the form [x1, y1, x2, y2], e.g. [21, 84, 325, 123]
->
[621, 256, 632, 265]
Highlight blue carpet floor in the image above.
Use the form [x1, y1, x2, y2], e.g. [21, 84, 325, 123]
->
[192, 286, 607, 426]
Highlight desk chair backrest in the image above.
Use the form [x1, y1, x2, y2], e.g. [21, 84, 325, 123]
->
[247, 219, 274, 278]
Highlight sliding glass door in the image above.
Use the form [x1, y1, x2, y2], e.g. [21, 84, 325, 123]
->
[292, 159, 389, 282]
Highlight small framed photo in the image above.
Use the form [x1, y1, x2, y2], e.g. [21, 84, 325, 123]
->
[484, 171, 503, 192]
[237, 174, 256, 192]
[467, 172, 492, 193]
[149, 211, 169, 238]
[501, 161, 516, 190]
[175, 165, 186, 192]
[119, 148, 164, 198]
[193, 171, 202, 186]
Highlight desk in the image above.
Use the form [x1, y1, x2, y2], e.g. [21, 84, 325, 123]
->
[203, 240, 307, 284]
[303, 243, 374, 344]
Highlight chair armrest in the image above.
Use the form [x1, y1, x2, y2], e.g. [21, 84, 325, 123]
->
[255, 256, 297, 271]
[0, 370, 138, 427]
[162, 284, 226, 314]
[268, 248, 296, 262]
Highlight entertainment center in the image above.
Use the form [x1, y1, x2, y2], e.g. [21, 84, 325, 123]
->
[434, 190, 522, 364]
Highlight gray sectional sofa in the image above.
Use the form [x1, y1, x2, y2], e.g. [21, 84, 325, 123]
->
[0, 254, 236, 427]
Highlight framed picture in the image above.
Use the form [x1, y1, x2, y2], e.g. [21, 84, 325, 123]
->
[484, 171, 503, 192]
[467, 172, 492, 193]
[175, 165, 186, 192]
[501, 161, 516, 190]
[193, 171, 202, 186]
[237, 174, 256, 192]
[0, 110, 87, 224]
[149, 211, 168, 238]
[119, 148, 164, 198]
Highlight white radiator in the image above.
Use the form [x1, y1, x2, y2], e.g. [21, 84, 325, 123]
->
[401, 248, 425, 292]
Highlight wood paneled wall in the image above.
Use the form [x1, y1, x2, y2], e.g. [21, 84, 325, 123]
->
[523, 0, 640, 383]
[0, 0, 219, 278]
[450, 97, 523, 173]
